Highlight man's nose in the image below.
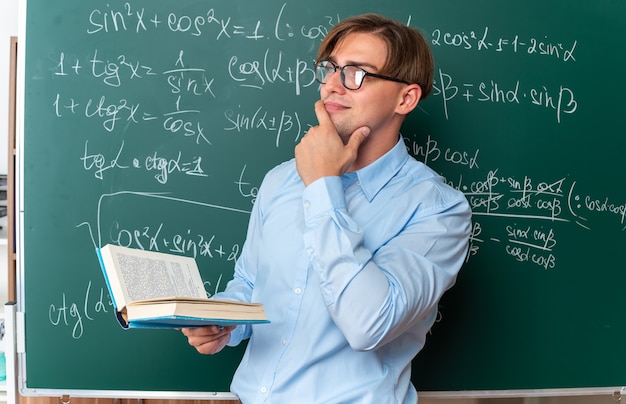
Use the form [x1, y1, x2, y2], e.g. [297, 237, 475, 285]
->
[323, 69, 346, 93]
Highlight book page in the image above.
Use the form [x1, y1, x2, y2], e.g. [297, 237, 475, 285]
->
[99, 244, 208, 308]
[115, 251, 207, 301]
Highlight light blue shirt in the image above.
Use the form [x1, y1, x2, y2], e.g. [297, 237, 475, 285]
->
[216, 138, 472, 404]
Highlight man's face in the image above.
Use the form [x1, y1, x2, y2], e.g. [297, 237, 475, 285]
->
[320, 32, 404, 143]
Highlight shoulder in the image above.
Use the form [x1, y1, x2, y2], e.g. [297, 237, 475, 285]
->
[253, 158, 303, 203]
[261, 158, 298, 188]
[399, 157, 469, 213]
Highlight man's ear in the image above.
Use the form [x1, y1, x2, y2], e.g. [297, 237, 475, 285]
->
[396, 84, 422, 115]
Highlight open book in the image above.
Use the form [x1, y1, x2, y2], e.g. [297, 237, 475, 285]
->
[96, 244, 268, 329]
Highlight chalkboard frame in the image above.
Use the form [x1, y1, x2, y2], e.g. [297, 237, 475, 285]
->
[13, 0, 626, 399]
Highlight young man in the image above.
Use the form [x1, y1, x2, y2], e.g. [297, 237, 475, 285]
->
[183, 13, 472, 403]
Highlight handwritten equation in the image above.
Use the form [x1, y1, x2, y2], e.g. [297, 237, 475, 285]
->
[86, 3, 338, 41]
[406, 134, 626, 272]
[431, 26, 577, 63]
[433, 70, 577, 123]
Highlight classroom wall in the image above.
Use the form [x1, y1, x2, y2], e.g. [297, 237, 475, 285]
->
[0, 0, 16, 176]
[0, 0, 17, 398]
[1, 1, 621, 403]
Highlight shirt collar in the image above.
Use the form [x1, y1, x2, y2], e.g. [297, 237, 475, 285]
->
[347, 137, 409, 202]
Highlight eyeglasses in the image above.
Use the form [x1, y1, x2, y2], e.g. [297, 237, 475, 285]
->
[314, 60, 410, 90]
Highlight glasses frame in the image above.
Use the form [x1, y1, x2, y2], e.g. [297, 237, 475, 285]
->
[314, 60, 410, 90]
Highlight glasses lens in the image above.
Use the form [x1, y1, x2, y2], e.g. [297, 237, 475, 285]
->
[315, 62, 332, 84]
[342, 66, 366, 90]
[314, 62, 366, 90]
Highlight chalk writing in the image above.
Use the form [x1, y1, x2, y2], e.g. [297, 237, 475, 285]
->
[224, 105, 303, 146]
[431, 26, 577, 63]
[165, 50, 216, 98]
[407, 135, 480, 169]
[54, 50, 158, 87]
[227, 50, 316, 94]
[48, 281, 110, 339]
[85, 3, 339, 42]
[235, 165, 259, 206]
[107, 221, 241, 263]
[408, 132, 626, 271]
[433, 69, 578, 122]
[88, 3, 149, 34]
[81, 140, 208, 183]
[68, 191, 252, 338]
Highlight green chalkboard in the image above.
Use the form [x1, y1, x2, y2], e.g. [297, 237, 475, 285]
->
[19, 0, 626, 398]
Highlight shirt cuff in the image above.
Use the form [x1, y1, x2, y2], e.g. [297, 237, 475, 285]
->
[227, 324, 249, 347]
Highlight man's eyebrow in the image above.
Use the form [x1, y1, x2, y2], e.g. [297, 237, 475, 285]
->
[327, 56, 380, 71]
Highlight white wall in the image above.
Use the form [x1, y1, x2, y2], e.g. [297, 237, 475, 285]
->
[0, 1, 619, 403]
[0, 0, 18, 176]
[0, 0, 17, 398]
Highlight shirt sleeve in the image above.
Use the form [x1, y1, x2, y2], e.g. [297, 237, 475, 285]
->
[212, 186, 265, 346]
[301, 175, 471, 351]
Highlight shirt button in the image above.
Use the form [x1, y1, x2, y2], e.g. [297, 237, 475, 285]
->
[282, 338, 288, 346]
[260, 386, 268, 394]
[306, 247, 314, 255]
[303, 201, 310, 209]
[294, 287, 302, 294]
